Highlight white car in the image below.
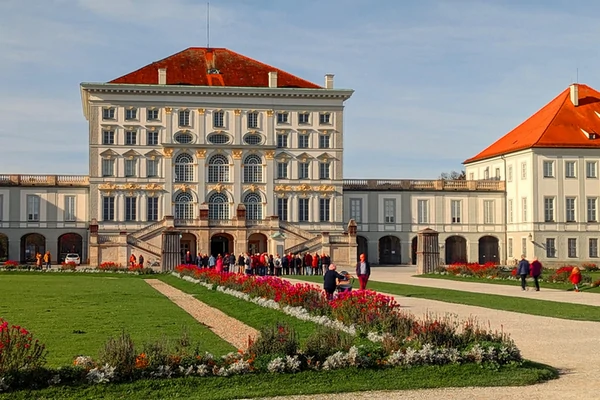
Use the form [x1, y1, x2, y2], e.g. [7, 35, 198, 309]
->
[64, 253, 81, 265]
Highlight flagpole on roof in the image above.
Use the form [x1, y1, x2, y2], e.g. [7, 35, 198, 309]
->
[207, 2, 210, 49]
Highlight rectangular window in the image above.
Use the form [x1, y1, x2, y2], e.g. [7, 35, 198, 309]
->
[507, 166, 513, 182]
[469, 172, 474, 180]
[586, 161, 597, 178]
[384, 199, 395, 223]
[102, 197, 115, 221]
[147, 131, 159, 145]
[319, 162, 330, 179]
[298, 162, 309, 179]
[568, 238, 577, 258]
[125, 197, 137, 221]
[522, 237, 527, 257]
[298, 198, 309, 222]
[27, 195, 40, 221]
[125, 108, 137, 120]
[147, 109, 159, 121]
[543, 161, 554, 178]
[125, 130, 137, 145]
[521, 162, 527, 179]
[587, 197, 597, 222]
[590, 238, 599, 258]
[102, 107, 115, 120]
[276, 112, 288, 124]
[350, 198, 362, 223]
[319, 198, 330, 222]
[451, 200, 461, 223]
[544, 197, 555, 222]
[521, 197, 527, 222]
[508, 199, 514, 223]
[494, 168, 500, 179]
[179, 110, 190, 126]
[483, 200, 494, 224]
[566, 197, 576, 222]
[276, 133, 288, 148]
[277, 162, 288, 179]
[125, 159, 137, 177]
[102, 130, 115, 145]
[508, 238, 513, 258]
[417, 199, 429, 224]
[147, 159, 158, 178]
[147, 197, 158, 221]
[247, 111, 258, 128]
[319, 113, 331, 124]
[298, 112, 310, 124]
[277, 198, 288, 221]
[101, 159, 114, 177]
[565, 161, 576, 178]
[319, 134, 330, 149]
[546, 238, 556, 258]
[298, 134, 309, 149]
[64, 195, 76, 221]
[483, 168, 489, 179]
[213, 110, 224, 127]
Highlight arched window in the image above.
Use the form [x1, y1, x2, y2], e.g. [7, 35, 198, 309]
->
[243, 155, 263, 183]
[208, 193, 229, 220]
[208, 155, 229, 183]
[174, 153, 194, 182]
[174, 192, 194, 220]
[244, 193, 262, 220]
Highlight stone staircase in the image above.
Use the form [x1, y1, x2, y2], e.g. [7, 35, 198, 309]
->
[129, 219, 168, 240]
[285, 235, 323, 255]
[279, 221, 318, 241]
[127, 236, 161, 257]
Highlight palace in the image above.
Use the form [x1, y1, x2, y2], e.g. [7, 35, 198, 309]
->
[0, 48, 597, 268]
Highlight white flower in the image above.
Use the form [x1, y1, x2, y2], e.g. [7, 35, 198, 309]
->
[267, 357, 286, 373]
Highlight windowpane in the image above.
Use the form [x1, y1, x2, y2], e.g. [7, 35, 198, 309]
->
[208, 155, 229, 183]
[319, 134, 330, 149]
[543, 161, 554, 178]
[276, 133, 288, 148]
[125, 131, 137, 145]
[243, 155, 263, 183]
[544, 197, 554, 222]
[125, 108, 137, 120]
[451, 200, 461, 223]
[213, 110, 224, 128]
[298, 134, 309, 149]
[277, 112, 288, 124]
[125, 197, 137, 221]
[299, 162, 309, 179]
[175, 192, 194, 220]
[102, 131, 115, 145]
[319, 162, 330, 179]
[147, 109, 159, 121]
[65, 196, 76, 221]
[179, 110, 190, 127]
[27, 195, 40, 221]
[589, 238, 598, 258]
[298, 198, 309, 222]
[507, 238, 513, 258]
[568, 238, 577, 258]
[417, 200, 428, 224]
[102, 197, 115, 221]
[174, 153, 194, 182]
[521, 197, 527, 222]
[586, 161, 597, 178]
[208, 193, 228, 220]
[319, 198, 330, 222]
[298, 113, 310, 124]
[277, 198, 288, 221]
[587, 198, 597, 222]
[277, 162, 288, 179]
[565, 161, 576, 178]
[566, 197, 576, 222]
[102, 159, 114, 177]
[147, 197, 159, 221]
[247, 112, 258, 128]
[244, 193, 262, 220]
[147, 131, 159, 145]
[319, 113, 331, 124]
[147, 159, 158, 178]
[546, 238, 556, 258]
[350, 198, 362, 223]
[384, 199, 395, 223]
[102, 108, 115, 120]
[125, 159, 137, 177]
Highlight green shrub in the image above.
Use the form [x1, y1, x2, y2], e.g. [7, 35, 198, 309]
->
[247, 322, 299, 358]
[302, 326, 353, 362]
[98, 330, 136, 379]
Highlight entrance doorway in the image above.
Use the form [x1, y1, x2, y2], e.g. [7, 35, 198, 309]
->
[356, 236, 368, 261]
[247, 233, 267, 254]
[211, 234, 233, 256]
[478, 236, 499, 264]
[58, 233, 83, 262]
[21, 233, 45, 263]
[445, 236, 467, 264]
[180, 233, 197, 263]
[378, 235, 401, 264]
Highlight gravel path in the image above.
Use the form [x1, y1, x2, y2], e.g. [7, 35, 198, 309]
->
[145, 279, 258, 351]
[272, 275, 600, 400]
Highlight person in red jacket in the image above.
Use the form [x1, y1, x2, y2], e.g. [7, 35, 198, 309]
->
[355, 253, 371, 290]
[570, 267, 582, 292]
[529, 257, 542, 291]
[304, 252, 313, 275]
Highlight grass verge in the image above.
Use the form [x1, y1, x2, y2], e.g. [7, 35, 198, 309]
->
[289, 275, 600, 322]
[0, 273, 235, 366]
[0, 361, 557, 400]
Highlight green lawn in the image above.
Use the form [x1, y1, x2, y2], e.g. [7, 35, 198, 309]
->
[0, 273, 235, 366]
[289, 275, 600, 322]
[157, 275, 326, 345]
[419, 272, 600, 293]
[0, 361, 557, 400]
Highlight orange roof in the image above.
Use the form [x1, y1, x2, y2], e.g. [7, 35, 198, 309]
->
[464, 84, 600, 163]
[109, 47, 321, 89]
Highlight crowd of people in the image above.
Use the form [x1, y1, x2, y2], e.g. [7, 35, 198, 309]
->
[180, 250, 332, 276]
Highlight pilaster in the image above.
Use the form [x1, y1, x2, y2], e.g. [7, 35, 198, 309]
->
[165, 108, 173, 144]
[234, 109, 242, 144]
[117, 193, 125, 222]
[140, 192, 147, 221]
[197, 108, 206, 144]
[265, 109, 274, 146]
[163, 150, 173, 216]
[265, 151, 275, 216]
[232, 152, 243, 204]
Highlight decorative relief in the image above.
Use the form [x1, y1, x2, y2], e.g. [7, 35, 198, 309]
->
[296, 184, 312, 192]
[196, 149, 207, 158]
[266, 110, 274, 117]
[274, 185, 292, 192]
[232, 150, 243, 159]
[165, 107, 172, 114]
[265, 150, 275, 159]
[211, 183, 225, 193]
[197, 108, 205, 115]
[123, 183, 140, 191]
[318, 184, 336, 192]
[234, 109, 241, 116]
[163, 148, 174, 158]
[98, 183, 118, 192]
[145, 183, 163, 191]
[244, 184, 259, 192]
[175, 184, 190, 192]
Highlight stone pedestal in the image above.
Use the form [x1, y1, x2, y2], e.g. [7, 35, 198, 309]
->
[416, 228, 439, 274]
[162, 230, 181, 271]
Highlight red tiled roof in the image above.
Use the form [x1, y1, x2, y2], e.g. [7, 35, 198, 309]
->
[464, 84, 600, 163]
[109, 47, 322, 89]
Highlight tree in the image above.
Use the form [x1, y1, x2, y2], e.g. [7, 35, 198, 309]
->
[439, 170, 466, 181]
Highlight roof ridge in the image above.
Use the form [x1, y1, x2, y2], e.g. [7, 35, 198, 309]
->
[531, 89, 569, 147]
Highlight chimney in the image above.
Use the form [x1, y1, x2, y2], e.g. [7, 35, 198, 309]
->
[268, 71, 278, 88]
[570, 83, 579, 106]
[325, 74, 334, 89]
[158, 68, 167, 85]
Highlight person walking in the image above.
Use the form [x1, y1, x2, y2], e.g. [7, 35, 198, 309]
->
[355, 253, 371, 290]
[570, 266, 582, 292]
[43, 251, 51, 270]
[530, 257, 542, 291]
[138, 254, 144, 268]
[517, 254, 530, 291]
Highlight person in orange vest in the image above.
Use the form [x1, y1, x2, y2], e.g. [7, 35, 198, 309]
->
[129, 254, 137, 268]
[43, 251, 51, 270]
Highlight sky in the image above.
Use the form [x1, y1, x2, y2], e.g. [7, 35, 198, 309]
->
[1, 0, 599, 179]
